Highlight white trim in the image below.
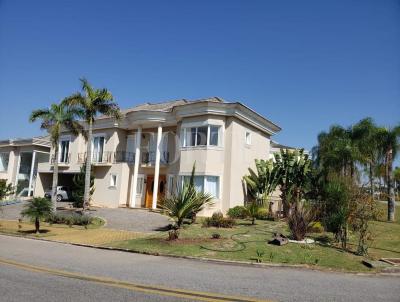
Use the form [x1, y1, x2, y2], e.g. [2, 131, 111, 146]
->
[28, 151, 36, 196]
[152, 124, 162, 209]
[130, 127, 142, 207]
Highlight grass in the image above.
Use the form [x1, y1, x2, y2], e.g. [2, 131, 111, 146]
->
[108, 204, 400, 272]
[0, 203, 398, 273]
[0, 220, 143, 245]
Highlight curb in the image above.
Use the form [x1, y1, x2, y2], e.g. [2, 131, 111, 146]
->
[1, 232, 399, 277]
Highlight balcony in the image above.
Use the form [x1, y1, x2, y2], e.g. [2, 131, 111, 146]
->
[141, 151, 169, 166]
[50, 153, 70, 167]
[77, 151, 135, 165]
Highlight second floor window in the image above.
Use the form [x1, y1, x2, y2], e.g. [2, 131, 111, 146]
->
[182, 125, 221, 147]
[92, 136, 105, 162]
[59, 139, 70, 163]
[0, 152, 9, 172]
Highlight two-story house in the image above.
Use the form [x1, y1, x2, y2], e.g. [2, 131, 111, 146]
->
[35, 97, 281, 215]
[0, 136, 50, 198]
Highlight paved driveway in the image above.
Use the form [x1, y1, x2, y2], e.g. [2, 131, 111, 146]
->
[0, 201, 171, 233]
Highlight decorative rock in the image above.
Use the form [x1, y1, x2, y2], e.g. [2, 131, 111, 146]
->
[268, 233, 288, 246]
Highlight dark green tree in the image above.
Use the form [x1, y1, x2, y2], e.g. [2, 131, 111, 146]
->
[72, 164, 95, 208]
[21, 197, 53, 234]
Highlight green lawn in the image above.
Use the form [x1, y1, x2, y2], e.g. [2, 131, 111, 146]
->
[109, 204, 400, 272]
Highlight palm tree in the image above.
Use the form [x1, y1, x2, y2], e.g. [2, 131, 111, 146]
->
[312, 125, 358, 179]
[161, 165, 214, 239]
[64, 78, 121, 209]
[377, 125, 400, 221]
[21, 197, 53, 234]
[30, 102, 83, 211]
[352, 118, 381, 198]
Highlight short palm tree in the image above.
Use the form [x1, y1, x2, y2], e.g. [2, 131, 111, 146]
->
[21, 197, 53, 234]
[30, 102, 83, 211]
[161, 165, 214, 239]
[64, 78, 121, 209]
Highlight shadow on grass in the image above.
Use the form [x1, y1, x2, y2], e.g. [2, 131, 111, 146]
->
[18, 229, 50, 235]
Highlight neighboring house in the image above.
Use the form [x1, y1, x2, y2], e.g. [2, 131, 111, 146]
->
[34, 97, 281, 215]
[0, 136, 50, 198]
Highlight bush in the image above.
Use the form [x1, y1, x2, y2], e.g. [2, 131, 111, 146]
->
[211, 233, 221, 239]
[288, 202, 314, 241]
[227, 206, 249, 219]
[256, 208, 269, 220]
[202, 211, 236, 228]
[0, 179, 14, 200]
[45, 212, 102, 227]
[308, 221, 324, 233]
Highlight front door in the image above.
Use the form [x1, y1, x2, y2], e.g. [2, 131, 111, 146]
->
[145, 175, 166, 208]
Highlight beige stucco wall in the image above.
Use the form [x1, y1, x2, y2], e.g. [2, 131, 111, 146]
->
[222, 117, 271, 214]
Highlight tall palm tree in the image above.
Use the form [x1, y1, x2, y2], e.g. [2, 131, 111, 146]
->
[352, 118, 381, 198]
[64, 78, 121, 209]
[30, 102, 83, 211]
[312, 125, 358, 179]
[377, 125, 400, 221]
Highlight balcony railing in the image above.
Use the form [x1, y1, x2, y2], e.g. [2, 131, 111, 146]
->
[50, 153, 70, 165]
[141, 151, 169, 165]
[77, 151, 135, 164]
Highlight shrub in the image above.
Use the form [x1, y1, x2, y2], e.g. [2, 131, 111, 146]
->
[308, 221, 324, 233]
[256, 208, 269, 220]
[202, 211, 236, 228]
[288, 202, 314, 241]
[0, 179, 14, 200]
[227, 206, 248, 219]
[45, 212, 101, 227]
[211, 233, 221, 239]
[21, 197, 53, 234]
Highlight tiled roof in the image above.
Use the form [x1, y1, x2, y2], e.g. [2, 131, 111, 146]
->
[121, 97, 224, 114]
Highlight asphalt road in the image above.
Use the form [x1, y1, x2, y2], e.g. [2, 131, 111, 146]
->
[0, 235, 399, 302]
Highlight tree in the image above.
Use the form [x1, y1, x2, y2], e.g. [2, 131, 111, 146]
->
[312, 125, 358, 179]
[243, 158, 281, 219]
[377, 125, 400, 221]
[0, 179, 14, 200]
[64, 78, 121, 210]
[352, 118, 381, 198]
[30, 102, 83, 211]
[394, 167, 400, 196]
[274, 149, 312, 217]
[72, 164, 95, 208]
[21, 197, 53, 234]
[161, 165, 214, 239]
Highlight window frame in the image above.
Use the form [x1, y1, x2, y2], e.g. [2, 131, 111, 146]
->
[245, 131, 252, 145]
[180, 175, 220, 199]
[182, 125, 221, 148]
[109, 174, 118, 188]
[136, 174, 144, 196]
[0, 152, 10, 172]
[59, 138, 70, 163]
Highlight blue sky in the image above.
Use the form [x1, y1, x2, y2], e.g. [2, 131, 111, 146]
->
[0, 0, 399, 152]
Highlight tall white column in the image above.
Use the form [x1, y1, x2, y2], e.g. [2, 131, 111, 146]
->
[28, 151, 37, 197]
[130, 126, 142, 208]
[152, 124, 162, 209]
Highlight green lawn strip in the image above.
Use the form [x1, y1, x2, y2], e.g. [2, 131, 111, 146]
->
[106, 218, 397, 272]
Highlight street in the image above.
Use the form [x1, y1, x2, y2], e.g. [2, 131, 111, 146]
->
[0, 235, 399, 302]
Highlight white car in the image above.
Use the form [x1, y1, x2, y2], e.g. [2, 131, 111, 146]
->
[44, 186, 71, 202]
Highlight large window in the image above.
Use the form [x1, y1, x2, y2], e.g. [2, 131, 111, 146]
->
[92, 136, 105, 162]
[0, 152, 10, 172]
[182, 125, 220, 147]
[181, 175, 220, 198]
[59, 139, 70, 163]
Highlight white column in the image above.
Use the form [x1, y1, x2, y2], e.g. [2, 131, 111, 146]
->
[130, 126, 142, 208]
[152, 124, 162, 209]
[28, 151, 37, 197]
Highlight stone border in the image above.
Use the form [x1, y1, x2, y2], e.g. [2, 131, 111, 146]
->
[1, 232, 399, 277]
